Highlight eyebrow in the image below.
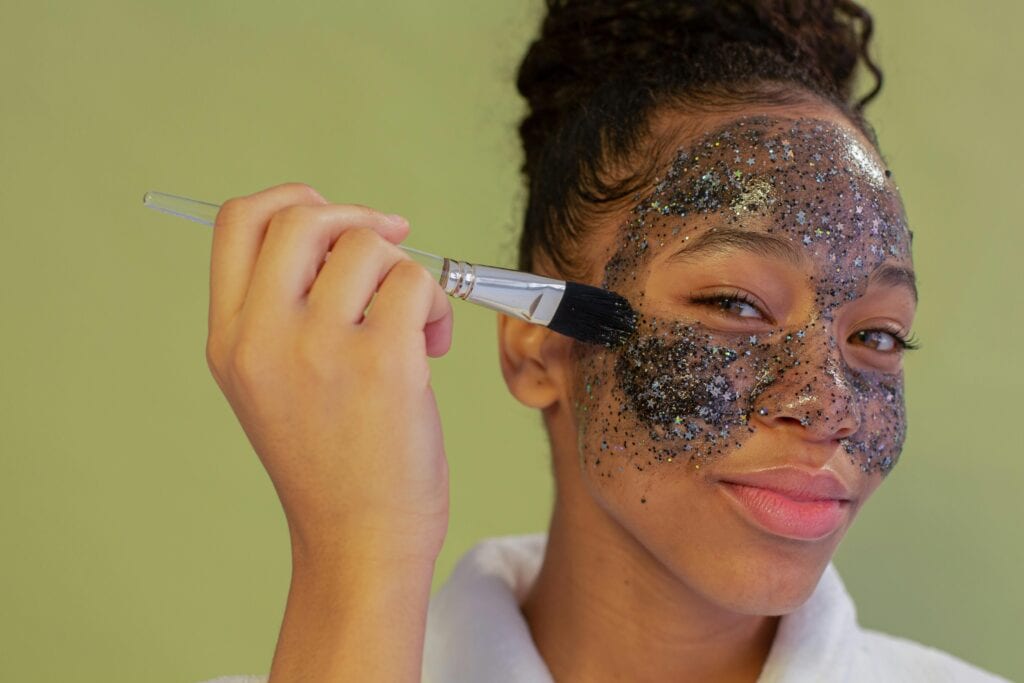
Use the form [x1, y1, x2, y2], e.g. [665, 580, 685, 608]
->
[666, 228, 806, 266]
[666, 227, 918, 302]
[869, 263, 918, 302]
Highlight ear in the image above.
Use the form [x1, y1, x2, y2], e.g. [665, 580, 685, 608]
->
[498, 314, 572, 409]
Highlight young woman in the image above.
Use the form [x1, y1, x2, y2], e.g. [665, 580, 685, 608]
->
[202, 2, 1006, 681]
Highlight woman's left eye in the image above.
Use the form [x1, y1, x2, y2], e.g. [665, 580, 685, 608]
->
[849, 328, 920, 353]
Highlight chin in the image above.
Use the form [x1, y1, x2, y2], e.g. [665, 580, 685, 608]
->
[595, 474, 849, 617]
[705, 550, 834, 616]
[663, 518, 843, 616]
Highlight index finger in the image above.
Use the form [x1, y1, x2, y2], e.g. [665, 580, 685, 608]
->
[208, 183, 327, 330]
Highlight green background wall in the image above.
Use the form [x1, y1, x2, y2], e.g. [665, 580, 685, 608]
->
[1, 2, 1020, 681]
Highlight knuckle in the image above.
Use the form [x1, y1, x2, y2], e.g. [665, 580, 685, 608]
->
[389, 259, 432, 289]
[294, 334, 331, 378]
[214, 196, 248, 227]
[230, 336, 272, 386]
[347, 204, 389, 226]
[205, 335, 226, 374]
[277, 182, 325, 204]
[270, 203, 318, 230]
[298, 337, 361, 389]
[335, 225, 383, 251]
[355, 336, 395, 377]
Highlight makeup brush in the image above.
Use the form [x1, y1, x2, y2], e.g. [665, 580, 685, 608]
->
[143, 191, 637, 346]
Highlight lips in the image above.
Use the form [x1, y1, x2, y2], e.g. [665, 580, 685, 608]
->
[717, 467, 854, 541]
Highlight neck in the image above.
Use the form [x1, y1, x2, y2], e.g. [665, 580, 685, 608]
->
[522, 491, 778, 683]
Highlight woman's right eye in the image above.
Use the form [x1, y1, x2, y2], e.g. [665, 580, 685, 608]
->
[688, 290, 770, 322]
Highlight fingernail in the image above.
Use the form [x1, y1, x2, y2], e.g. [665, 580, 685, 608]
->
[385, 213, 408, 225]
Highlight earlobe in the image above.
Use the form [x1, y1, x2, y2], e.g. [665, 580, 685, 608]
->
[498, 315, 567, 409]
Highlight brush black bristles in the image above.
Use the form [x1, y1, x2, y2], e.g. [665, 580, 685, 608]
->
[547, 282, 638, 347]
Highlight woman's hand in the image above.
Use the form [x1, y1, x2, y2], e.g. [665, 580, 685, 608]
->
[204, 184, 454, 681]
[205, 183, 454, 565]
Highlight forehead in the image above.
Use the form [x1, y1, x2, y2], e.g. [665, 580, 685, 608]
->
[599, 114, 913, 314]
[660, 114, 897, 205]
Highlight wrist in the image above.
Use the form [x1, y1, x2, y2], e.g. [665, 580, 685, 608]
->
[287, 513, 447, 570]
[271, 532, 437, 683]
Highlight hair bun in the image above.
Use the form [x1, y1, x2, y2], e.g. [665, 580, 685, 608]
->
[518, 0, 879, 142]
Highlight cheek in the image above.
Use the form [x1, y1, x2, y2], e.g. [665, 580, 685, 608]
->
[572, 315, 908, 475]
[612, 323, 753, 462]
[571, 316, 773, 468]
[840, 369, 907, 473]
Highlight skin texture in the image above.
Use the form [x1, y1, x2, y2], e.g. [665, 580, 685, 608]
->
[500, 99, 917, 682]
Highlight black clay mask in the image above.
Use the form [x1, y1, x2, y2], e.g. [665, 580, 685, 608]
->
[574, 116, 914, 476]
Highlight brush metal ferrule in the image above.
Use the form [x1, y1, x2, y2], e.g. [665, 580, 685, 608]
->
[439, 258, 567, 325]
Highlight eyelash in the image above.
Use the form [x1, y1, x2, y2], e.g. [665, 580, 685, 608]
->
[688, 289, 922, 352]
[689, 289, 771, 321]
[862, 325, 922, 352]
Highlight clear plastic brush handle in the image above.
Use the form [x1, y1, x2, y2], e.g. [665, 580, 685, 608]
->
[143, 190, 569, 325]
[142, 191, 445, 281]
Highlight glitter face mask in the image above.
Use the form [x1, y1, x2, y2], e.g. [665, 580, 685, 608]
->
[573, 116, 914, 476]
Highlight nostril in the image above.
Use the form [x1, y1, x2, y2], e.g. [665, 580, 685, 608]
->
[779, 414, 811, 428]
[751, 387, 862, 442]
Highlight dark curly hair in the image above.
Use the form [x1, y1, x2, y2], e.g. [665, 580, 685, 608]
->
[516, 0, 884, 279]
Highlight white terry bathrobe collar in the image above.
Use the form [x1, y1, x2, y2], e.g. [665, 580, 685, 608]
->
[422, 533, 1006, 683]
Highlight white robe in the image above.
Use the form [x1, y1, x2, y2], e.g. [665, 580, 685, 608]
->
[201, 533, 1009, 683]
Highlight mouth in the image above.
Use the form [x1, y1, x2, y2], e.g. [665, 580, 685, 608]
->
[716, 467, 854, 541]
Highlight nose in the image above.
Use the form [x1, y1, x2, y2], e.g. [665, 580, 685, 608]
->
[750, 334, 861, 443]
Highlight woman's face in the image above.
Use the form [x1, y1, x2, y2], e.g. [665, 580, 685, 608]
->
[569, 108, 917, 613]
